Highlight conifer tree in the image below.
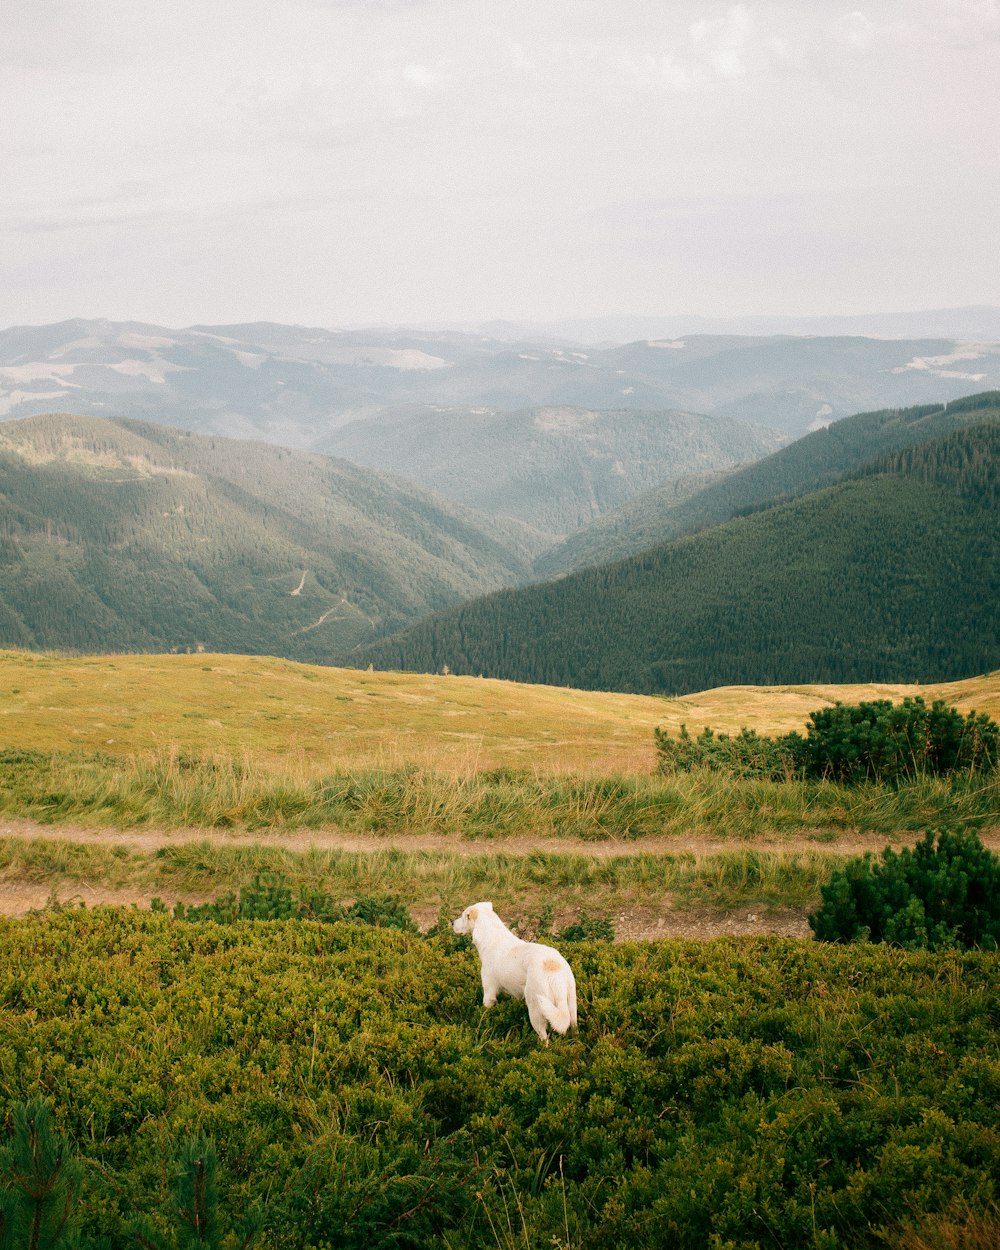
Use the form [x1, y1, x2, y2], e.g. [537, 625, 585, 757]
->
[132, 1135, 262, 1250]
[0, 1097, 82, 1250]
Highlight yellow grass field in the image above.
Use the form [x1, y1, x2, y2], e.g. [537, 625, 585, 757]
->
[3, 647, 999, 778]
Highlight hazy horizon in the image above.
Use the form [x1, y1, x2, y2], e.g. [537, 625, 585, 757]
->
[4, 1, 998, 329]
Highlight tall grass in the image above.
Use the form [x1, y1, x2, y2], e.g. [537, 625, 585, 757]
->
[1, 747, 997, 843]
[0, 836, 131, 883]
[0, 834, 836, 919]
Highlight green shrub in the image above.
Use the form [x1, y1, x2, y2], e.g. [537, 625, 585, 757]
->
[171, 872, 416, 931]
[809, 828, 1000, 949]
[131, 1134, 264, 1250]
[556, 914, 616, 942]
[341, 895, 416, 932]
[800, 697, 1000, 784]
[0, 1097, 82, 1250]
[656, 697, 1000, 785]
[654, 723, 800, 780]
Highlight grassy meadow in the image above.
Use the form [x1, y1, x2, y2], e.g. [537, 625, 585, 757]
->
[6, 646, 1000, 776]
[1, 647, 999, 923]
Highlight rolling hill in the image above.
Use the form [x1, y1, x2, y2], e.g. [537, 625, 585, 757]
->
[3, 318, 999, 446]
[3, 645, 1000, 780]
[358, 418, 1000, 694]
[0, 413, 543, 661]
[318, 404, 788, 534]
[537, 392, 1000, 574]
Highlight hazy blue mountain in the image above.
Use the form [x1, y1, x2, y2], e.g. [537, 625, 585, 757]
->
[319, 405, 788, 534]
[2, 318, 998, 447]
[456, 305, 1000, 343]
[0, 413, 542, 661]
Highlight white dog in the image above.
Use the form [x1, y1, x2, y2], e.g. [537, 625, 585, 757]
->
[453, 901, 577, 1042]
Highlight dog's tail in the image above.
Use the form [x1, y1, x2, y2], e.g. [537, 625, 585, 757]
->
[537, 975, 578, 1036]
[537, 997, 573, 1035]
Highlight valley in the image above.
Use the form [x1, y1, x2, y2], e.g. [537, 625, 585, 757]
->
[1, 338, 998, 1250]
[363, 395, 1000, 691]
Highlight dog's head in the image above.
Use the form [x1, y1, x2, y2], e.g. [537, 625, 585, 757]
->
[453, 901, 493, 935]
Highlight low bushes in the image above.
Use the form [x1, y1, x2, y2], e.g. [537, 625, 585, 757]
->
[2, 909, 999, 1248]
[657, 695, 1000, 784]
[167, 873, 417, 931]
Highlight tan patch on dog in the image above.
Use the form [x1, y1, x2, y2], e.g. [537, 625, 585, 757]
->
[542, 957, 561, 972]
[468, 907, 478, 922]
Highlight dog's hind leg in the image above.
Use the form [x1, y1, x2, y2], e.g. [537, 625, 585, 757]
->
[526, 997, 550, 1043]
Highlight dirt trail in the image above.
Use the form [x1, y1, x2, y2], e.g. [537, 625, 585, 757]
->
[2, 818, 997, 941]
[3, 816, 957, 859]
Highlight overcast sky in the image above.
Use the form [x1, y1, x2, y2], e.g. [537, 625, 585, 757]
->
[3, 0, 999, 329]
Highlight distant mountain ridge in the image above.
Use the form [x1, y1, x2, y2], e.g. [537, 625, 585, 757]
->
[358, 394, 1000, 694]
[453, 305, 1000, 344]
[320, 404, 787, 535]
[2, 319, 999, 450]
[0, 413, 540, 661]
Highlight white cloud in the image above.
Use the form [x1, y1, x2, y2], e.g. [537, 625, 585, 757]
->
[402, 63, 438, 88]
[836, 11, 878, 51]
[940, 0, 1000, 41]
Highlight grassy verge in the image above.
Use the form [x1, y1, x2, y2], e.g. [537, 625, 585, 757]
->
[0, 833, 860, 921]
[2, 745, 998, 842]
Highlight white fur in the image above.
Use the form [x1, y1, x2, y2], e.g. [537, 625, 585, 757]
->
[453, 901, 578, 1042]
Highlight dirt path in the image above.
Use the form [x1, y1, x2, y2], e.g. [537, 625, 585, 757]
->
[3, 815, 956, 859]
[3, 818, 997, 941]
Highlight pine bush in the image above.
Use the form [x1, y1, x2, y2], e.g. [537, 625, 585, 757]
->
[809, 828, 1000, 950]
[656, 697, 1000, 785]
[172, 873, 416, 931]
[800, 697, 1000, 784]
[655, 723, 800, 780]
[0, 1098, 82, 1250]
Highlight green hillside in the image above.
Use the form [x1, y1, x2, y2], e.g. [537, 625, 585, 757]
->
[320, 404, 787, 534]
[359, 421, 1000, 694]
[537, 391, 1000, 574]
[0, 414, 542, 661]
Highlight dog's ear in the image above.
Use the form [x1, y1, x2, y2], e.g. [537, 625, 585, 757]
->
[467, 906, 479, 923]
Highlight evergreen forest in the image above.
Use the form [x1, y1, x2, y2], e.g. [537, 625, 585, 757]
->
[539, 390, 1000, 575]
[0, 414, 539, 661]
[361, 412, 1000, 694]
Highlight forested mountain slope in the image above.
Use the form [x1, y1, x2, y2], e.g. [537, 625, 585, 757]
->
[319, 404, 787, 534]
[0, 414, 541, 660]
[538, 392, 1000, 575]
[359, 421, 1000, 695]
